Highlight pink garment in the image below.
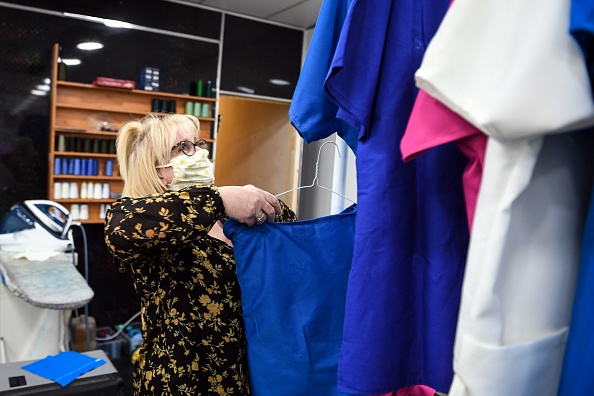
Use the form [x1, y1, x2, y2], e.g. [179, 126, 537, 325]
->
[371, 384, 437, 396]
[401, 89, 487, 230]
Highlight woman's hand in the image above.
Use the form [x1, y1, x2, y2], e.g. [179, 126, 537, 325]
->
[218, 185, 282, 226]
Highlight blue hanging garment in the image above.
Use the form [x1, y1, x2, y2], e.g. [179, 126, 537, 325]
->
[224, 205, 357, 396]
[558, 175, 594, 395]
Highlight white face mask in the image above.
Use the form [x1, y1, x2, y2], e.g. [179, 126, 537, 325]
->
[162, 149, 214, 191]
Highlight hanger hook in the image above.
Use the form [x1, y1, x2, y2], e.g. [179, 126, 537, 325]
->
[313, 141, 342, 186]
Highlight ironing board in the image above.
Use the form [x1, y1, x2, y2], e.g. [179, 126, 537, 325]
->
[0, 251, 93, 309]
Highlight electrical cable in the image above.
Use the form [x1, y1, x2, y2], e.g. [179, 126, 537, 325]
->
[96, 310, 141, 342]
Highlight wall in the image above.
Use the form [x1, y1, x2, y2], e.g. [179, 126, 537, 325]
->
[0, 1, 305, 329]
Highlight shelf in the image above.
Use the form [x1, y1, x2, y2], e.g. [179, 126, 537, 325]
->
[53, 152, 117, 158]
[48, 43, 218, 224]
[55, 127, 118, 137]
[52, 175, 121, 181]
[55, 199, 115, 204]
[57, 80, 216, 102]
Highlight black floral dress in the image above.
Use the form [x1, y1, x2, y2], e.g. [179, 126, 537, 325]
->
[104, 186, 296, 395]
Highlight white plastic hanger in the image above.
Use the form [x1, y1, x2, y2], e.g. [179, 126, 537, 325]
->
[276, 141, 356, 204]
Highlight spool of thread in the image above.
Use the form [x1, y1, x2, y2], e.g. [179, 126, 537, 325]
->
[54, 158, 61, 175]
[83, 138, 92, 153]
[70, 204, 80, 220]
[75, 137, 83, 152]
[67, 159, 75, 175]
[61, 158, 69, 174]
[193, 102, 201, 117]
[94, 182, 102, 199]
[80, 182, 88, 199]
[70, 182, 79, 199]
[169, 100, 176, 113]
[160, 100, 169, 113]
[86, 182, 93, 199]
[92, 138, 100, 153]
[81, 159, 88, 176]
[185, 101, 194, 115]
[92, 160, 99, 176]
[57, 134, 66, 152]
[100, 139, 109, 154]
[102, 183, 110, 199]
[196, 80, 203, 97]
[105, 160, 113, 177]
[61, 182, 70, 199]
[205, 81, 212, 98]
[79, 204, 89, 220]
[99, 204, 106, 220]
[73, 158, 81, 176]
[53, 182, 62, 200]
[201, 103, 210, 118]
[152, 98, 160, 112]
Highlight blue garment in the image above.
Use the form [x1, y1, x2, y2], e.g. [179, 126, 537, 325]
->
[224, 205, 357, 396]
[570, 0, 594, 94]
[324, 0, 468, 393]
[558, 176, 594, 395]
[288, 0, 358, 153]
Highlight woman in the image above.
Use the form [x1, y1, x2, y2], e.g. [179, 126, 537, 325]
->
[104, 114, 296, 395]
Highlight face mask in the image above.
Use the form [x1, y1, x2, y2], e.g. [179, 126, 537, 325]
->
[164, 149, 214, 191]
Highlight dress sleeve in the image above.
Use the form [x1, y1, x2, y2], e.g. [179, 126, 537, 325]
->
[104, 185, 224, 265]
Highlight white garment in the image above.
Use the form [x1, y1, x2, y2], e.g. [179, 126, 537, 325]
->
[415, 0, 594, 140]
[450, 133, 593, 395]
[413, 0, 594, 394]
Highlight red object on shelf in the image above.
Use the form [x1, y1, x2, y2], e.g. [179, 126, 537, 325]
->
[93, 77, 135, 89]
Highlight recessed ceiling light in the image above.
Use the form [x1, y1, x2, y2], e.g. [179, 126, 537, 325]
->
[63, 59, 82, 66]
[77, 42, 104, 51]
[104, 19, 132, 29]
[31, 89, 47, 96]
[269, 79, 290, 86]
[35, 84, 50, 91]
[237, 86, 255, 94]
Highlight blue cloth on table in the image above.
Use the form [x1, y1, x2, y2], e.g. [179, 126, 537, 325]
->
[22, 351, 105, 387]
[224, 205, 357, 396]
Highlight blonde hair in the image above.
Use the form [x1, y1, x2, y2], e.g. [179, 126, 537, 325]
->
[116, 114, 201, 198]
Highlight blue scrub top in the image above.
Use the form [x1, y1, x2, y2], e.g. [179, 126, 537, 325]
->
[289, 0, 359, 153]
[570, 0, 594, 94]
[224, 205, 357, 396]
[324, 0, 469, 393]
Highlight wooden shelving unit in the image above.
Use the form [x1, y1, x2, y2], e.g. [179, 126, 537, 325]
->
[48, 43, 217, 223]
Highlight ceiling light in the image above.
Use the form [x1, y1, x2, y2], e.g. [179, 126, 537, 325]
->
[62, 59, 82, 66]
[77, 42, 104, 51]
[237, 86, 255, 94]
[103, 19, 132, 29]
[35, 84, 50, 91]
[269, 79, 290, 86]
[43, 78, 50, 84]
[31, 90, 47, 96]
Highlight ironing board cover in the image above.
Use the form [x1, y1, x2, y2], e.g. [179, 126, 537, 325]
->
[0, 251, 93, 309]
[223, 205, 356, 396]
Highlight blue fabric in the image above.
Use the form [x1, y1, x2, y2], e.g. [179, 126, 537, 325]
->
[224, 205, 357, 396]
[558, 180, 594, 395]
[22, 352, 105, 387]
[570, 0, 594, 94]
[288, 0, 359, 154]
[324, 0, 469, 393]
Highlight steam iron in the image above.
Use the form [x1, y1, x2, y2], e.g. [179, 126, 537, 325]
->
[0, 200, 74, 252]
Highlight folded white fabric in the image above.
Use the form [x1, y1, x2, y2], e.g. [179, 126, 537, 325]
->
[415, 0, 594, 140]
